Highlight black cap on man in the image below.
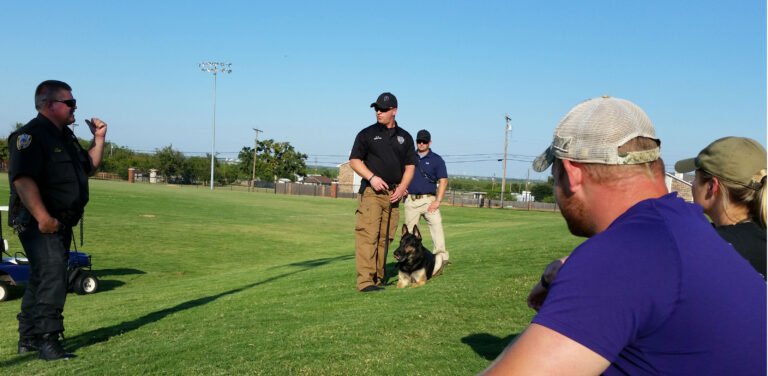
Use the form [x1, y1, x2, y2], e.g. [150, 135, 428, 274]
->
[370, 92, 398, 110]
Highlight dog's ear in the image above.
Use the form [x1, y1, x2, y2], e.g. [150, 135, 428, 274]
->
[413, 225, 422, 240]
[401, 224, 409, 236]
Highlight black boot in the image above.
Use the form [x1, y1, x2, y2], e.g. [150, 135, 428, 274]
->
[18, 336, 40, 354]
[38, 333, 75, 361]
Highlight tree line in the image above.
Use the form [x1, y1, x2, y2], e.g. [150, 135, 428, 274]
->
[448, 176, 555, 203]
[0, 123, 310, 186]
[0, 122, 554, 200]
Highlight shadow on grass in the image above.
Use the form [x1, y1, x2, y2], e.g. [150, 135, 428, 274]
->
[0, 255, 350, 368]
[461, 332, 520, 360]
[94, 268, 146, 277]
[91, 268, 145, 293]
[0, 269, 144, 301]
[95, 279, 125, 292]
[375, 262, 400, 286]
[275, 254, 353, 269]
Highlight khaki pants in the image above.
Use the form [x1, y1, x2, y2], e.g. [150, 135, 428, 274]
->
[355, 187, 399, 290]
[404, 195, 448, 260]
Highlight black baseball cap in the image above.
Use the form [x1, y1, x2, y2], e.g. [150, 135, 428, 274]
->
[370, 92, 398, 109]
[416, 130, 431, 143]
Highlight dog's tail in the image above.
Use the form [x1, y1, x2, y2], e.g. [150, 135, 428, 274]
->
[432, 251, 448, 277]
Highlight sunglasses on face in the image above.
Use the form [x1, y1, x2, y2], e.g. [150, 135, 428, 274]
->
[416, 140, 429, 144]
[374, 107, 393, 113]
[52, 99, 77, 108]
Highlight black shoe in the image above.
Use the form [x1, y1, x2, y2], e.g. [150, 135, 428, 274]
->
[38, 333, 75, 361]
[360, 285, 384, 293]
[18, 336, 40, 354]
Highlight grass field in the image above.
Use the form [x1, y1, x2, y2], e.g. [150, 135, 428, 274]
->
[0, 176, 582, 375]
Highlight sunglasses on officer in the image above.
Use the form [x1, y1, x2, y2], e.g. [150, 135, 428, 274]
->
[51, 99, 77, 108]
[374, 107, 393, 113]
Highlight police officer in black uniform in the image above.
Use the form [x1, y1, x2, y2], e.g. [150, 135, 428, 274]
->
[349, 92, 417, 292]
[9, 80, 107, 360]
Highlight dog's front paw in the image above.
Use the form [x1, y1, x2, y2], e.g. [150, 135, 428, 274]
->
[397, 272, 412, 288]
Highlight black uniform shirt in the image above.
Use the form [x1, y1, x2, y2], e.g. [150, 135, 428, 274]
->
[349, 122, 417, 190]
[716, 221, 767, 279]
[8, 113, 92, 224]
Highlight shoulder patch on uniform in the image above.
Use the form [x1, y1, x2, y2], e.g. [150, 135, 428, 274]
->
[16, 134, 32, 150]
[397, 136, 405, 144]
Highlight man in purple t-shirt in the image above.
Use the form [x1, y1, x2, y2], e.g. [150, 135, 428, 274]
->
[482, 97, 766, 375]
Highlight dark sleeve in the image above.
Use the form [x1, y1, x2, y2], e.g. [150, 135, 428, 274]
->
[403, 134, 418, 166]
[76, 142, 94, 176]
[8, 132, 44, 182]
[435, 156, 448, 179]
[349, 130, 367, 160]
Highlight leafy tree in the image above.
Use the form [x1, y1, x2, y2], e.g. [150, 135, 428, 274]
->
[185, 155, 211, 185]
[238, 139, 308, 182]
[216, 162, 240, 185]
[0, 137, 7, 164]
[508, 182, 523, 194]
[317, 166, 339, 179]
[100, 143, 154, 179]
[449, 177, 488, 192]
[270, 140, 307, 180]
[0, 123, 25, 163]
[237, 146, 258, 181]
[155, 145, 187, 182]
[530, 182, 554, 202]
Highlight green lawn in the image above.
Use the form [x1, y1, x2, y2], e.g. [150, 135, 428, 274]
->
[0, 176, 582, 375]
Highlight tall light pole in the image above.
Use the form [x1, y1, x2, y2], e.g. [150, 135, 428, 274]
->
[199, 61, 232, 190]
[500, 114, 511, 208]
[250, 128, 263, 192]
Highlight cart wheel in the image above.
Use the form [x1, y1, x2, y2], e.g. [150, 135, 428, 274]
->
[0, 282, 9, 302]
[74, 272, 99, 295]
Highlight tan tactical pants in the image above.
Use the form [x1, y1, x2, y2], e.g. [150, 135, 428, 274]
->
[404, 195, 448, 260]
[355, 187, 399, 291]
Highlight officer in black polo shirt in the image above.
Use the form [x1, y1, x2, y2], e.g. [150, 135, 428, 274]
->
[8, 80, 107, 360]
[349, 92, 417, 292]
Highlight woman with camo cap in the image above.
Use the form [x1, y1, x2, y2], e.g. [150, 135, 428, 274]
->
[676, 136, 767, 279]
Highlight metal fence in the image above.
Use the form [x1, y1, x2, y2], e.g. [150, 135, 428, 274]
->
[273, 182, 559, 211]
[87, 177, 560, 211]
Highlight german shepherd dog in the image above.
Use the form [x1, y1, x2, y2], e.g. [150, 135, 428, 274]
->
[393, 224, 447, 288]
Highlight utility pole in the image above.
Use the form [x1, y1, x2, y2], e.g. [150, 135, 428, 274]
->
[199, 61, 232, 191]
[525, 168, 530, 192]
[526, 168, 531, 211]
[501, 114, 511, 209]
[250, 128, 263, 192]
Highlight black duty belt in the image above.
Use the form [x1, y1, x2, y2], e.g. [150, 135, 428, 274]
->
[409, 193, 435, 200]
[365, 184, 399, 194]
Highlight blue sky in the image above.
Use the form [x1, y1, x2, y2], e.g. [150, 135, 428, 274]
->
[1, 1, 764, 180]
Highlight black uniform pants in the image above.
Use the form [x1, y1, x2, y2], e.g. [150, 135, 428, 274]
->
[17, 225, 71, 337]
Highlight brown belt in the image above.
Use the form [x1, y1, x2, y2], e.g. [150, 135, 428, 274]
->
[409, 193, 435, 200]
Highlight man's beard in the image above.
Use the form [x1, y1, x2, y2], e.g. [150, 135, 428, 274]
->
[558, 189, 594, 237]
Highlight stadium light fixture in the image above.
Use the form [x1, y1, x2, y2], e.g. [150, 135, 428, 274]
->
[200, 61, 232, 190]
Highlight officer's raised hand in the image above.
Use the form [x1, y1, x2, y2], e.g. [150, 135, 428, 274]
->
[85, 118, 107, 138]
